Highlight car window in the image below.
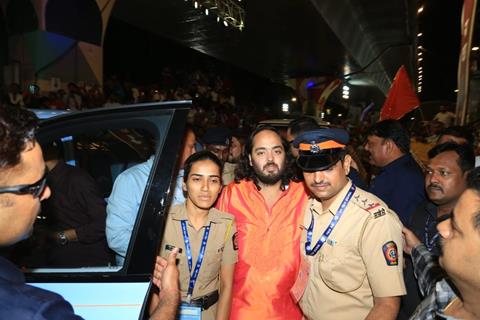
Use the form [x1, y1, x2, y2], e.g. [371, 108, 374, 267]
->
[4, 126, 156, 272]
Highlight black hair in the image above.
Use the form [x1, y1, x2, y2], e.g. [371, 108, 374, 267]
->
[231, 130, 247, 147]
[234, 126, 296, 189]
[437, 125, 475, 146]
[367, 119, 410, 154]
[466, 168, 480, 229]
[0, 106, 38, 171]
[183, 150, 223, 183]
[428, 142, 475, 173]
[288, 117, 319, 138]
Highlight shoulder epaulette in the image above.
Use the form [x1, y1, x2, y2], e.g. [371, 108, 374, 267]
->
[352, 193, 387, 219]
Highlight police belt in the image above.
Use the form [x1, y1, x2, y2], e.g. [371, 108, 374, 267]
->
[187, 290, 219, 310]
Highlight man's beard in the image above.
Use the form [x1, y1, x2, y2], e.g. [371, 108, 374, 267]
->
[253, 161, 285, 185]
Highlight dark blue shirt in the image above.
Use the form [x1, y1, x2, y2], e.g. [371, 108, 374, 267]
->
[348, 168, 367, 190]
[399, 201, 437, 320]
[369, 154, 426, 224]
[0, 257, 82, 320]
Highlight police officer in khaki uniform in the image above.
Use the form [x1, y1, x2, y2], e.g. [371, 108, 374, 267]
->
[158, 151, 237, 320]
[291, 129, 406, 320]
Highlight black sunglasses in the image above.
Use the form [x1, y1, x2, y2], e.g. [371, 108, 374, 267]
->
[0, 171, 47, 198]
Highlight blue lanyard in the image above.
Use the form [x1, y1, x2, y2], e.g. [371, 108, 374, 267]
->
[305, 184, 356, 256]
[424, 214, 439, 252]
[181, 220, 211, 300]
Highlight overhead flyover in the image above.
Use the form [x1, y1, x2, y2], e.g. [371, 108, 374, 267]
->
[310, 0, 417, 95]
[111, 0, 417, 96]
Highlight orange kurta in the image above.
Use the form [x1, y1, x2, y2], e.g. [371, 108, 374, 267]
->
[217, 180, 308, 320]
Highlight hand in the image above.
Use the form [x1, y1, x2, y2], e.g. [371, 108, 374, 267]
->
[149, 248, 180, 318]
[152, 256, 167, 290]
[402, 227, 421, 256]
[153, 248, 179, 292]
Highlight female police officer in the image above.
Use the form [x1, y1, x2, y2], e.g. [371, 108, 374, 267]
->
[154, 151, 237, 320]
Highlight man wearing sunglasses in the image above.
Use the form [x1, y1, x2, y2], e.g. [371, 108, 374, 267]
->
[0, 106, 179, 319]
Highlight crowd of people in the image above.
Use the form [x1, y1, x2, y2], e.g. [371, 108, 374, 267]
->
[1, 77, 480, 319]
[0, 69, 267, 133]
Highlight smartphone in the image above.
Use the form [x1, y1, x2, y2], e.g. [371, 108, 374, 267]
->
[165, 244, 182, 254]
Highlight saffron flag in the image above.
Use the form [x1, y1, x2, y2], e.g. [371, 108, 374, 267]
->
[380, 66, 420, 120]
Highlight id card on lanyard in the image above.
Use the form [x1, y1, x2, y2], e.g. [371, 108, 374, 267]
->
[305, 184, 356, 256]
[178, 303, 202, 320]
[178, 220, 211, 320]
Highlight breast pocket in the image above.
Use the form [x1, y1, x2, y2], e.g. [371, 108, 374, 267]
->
[202, 248, 222, 282]
[317, 243, 366, 293]
[176, 253, 191, 293]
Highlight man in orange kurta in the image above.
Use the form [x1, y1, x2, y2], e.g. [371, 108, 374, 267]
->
[217, 127, 308, 319]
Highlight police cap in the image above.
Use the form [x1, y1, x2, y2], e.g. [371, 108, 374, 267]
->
[293, 128, 349, 171]
[203, 127, 231, 146]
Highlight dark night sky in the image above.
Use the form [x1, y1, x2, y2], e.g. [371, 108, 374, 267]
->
[417, 0, 464, 103]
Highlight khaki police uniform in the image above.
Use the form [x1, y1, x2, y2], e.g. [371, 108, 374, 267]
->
[299, 180, 406, 320]
[159, 203, 238, 320]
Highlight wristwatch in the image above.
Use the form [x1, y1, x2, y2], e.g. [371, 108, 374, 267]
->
[58, 231, 68, 245]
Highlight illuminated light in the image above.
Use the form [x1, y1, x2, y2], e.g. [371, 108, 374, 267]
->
[418, 57, 423, 61]
[306, 81, 315, 88]
[454, 89, 459, 93]
[418, 51, 423, 56]
[223, 20, 228, 27]
[282, 103, 289, 112]
[194, 1, 198, 8]
[320, 112, 325, 119]
[326, 108, 332, 115]
[472, 46, 479, 51]
[418, 66, 423, 70]
[291, 97, 297, 102]
[417, 6, 424, 14]
[417, 32, 423, 37]
[217, 16, 220, 22]
[342, 95, 349, 100]
[205, 8, 209, 15]
[418, 45, 425, 50]
[418, 70, 423, 74]
[338, 114, 343, 117]
[411, 117, 415, 120]
[342, 85, 350, 91]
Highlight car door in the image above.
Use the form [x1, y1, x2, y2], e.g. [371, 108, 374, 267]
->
[22, 101, 190, 320]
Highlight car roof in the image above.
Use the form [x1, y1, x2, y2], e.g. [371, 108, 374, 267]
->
[257, 117, 330, 127]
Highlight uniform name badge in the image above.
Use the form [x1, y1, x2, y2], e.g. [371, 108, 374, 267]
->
[178, 302, 202, 320]
[290, 255, 310, 303]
